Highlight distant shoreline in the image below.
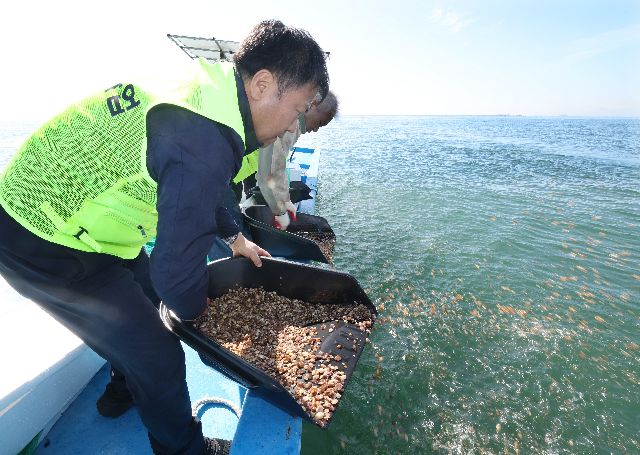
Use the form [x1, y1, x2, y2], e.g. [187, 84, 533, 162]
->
[335, 114, 640, 119]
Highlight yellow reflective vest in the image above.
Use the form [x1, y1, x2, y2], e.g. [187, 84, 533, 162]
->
[232, 149, 260, 184]
[0, 59, 245, 259]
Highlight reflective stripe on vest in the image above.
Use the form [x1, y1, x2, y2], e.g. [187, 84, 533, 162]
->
[0, 59, 245, 259]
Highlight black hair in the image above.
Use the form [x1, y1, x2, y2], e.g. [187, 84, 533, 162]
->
[234, 20, 329, 100]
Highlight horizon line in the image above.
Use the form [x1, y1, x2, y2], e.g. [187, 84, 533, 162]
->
[1, 114, 639, 125]
[336, 114, 640, 119]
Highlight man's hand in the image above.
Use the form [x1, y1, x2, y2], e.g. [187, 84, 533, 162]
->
[272, 201, 297, 230]
[229, 232, 271, 267]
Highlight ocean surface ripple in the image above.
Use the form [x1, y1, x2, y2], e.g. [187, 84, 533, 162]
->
[2, 117, 638, 454]
[296, 116, 639, 454]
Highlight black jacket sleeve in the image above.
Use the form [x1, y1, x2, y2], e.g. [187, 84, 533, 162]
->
[145, 105, 243, 320]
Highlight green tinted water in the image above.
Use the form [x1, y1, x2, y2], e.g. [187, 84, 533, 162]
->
[297, 117, 639, 454]
[2, 117, 637, 454]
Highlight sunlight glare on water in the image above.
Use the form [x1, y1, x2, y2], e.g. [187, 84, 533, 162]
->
[1, 116, 638, 454]
[296, 116, 639, 454]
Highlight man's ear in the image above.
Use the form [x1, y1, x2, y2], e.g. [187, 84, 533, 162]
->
[247, 69, 275, 101]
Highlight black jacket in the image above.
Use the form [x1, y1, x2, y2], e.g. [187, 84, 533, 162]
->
[145, 73, 260, 320]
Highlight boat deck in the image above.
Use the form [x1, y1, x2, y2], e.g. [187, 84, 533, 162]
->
[34, 345, 301, 455]
[1, 146, 321, 455]
[0, 272, 301, 455]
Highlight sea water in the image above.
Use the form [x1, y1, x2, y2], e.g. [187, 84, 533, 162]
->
[294, 116, 639, 454]
[1, 116, 638, 454]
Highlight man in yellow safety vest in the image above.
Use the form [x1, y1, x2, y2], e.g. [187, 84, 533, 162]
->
[0, 20, 329, 455]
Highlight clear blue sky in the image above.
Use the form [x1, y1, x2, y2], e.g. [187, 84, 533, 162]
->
[1, 0, 638, 121]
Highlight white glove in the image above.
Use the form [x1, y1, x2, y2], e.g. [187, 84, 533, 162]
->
[273, 212, 291, 231]
[272, 201, 297, 231]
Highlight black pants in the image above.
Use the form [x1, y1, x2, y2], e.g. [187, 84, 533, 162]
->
[0, 206, 202, 454]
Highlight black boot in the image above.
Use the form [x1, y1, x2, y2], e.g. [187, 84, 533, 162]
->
[201, 437, 231, 455]
[96, 367, 134, 418]
[149, 418, 231, 455]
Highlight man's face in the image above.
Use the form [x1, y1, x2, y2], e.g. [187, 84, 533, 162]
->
[304, 106, 333, 133]
[247, 71, 317, 145]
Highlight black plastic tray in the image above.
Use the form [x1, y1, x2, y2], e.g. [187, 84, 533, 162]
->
[243, 205, 333, 263]
[162, 257, 377, 426]
[245, 205, 335, 236]
[248, 181, 313, 205]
